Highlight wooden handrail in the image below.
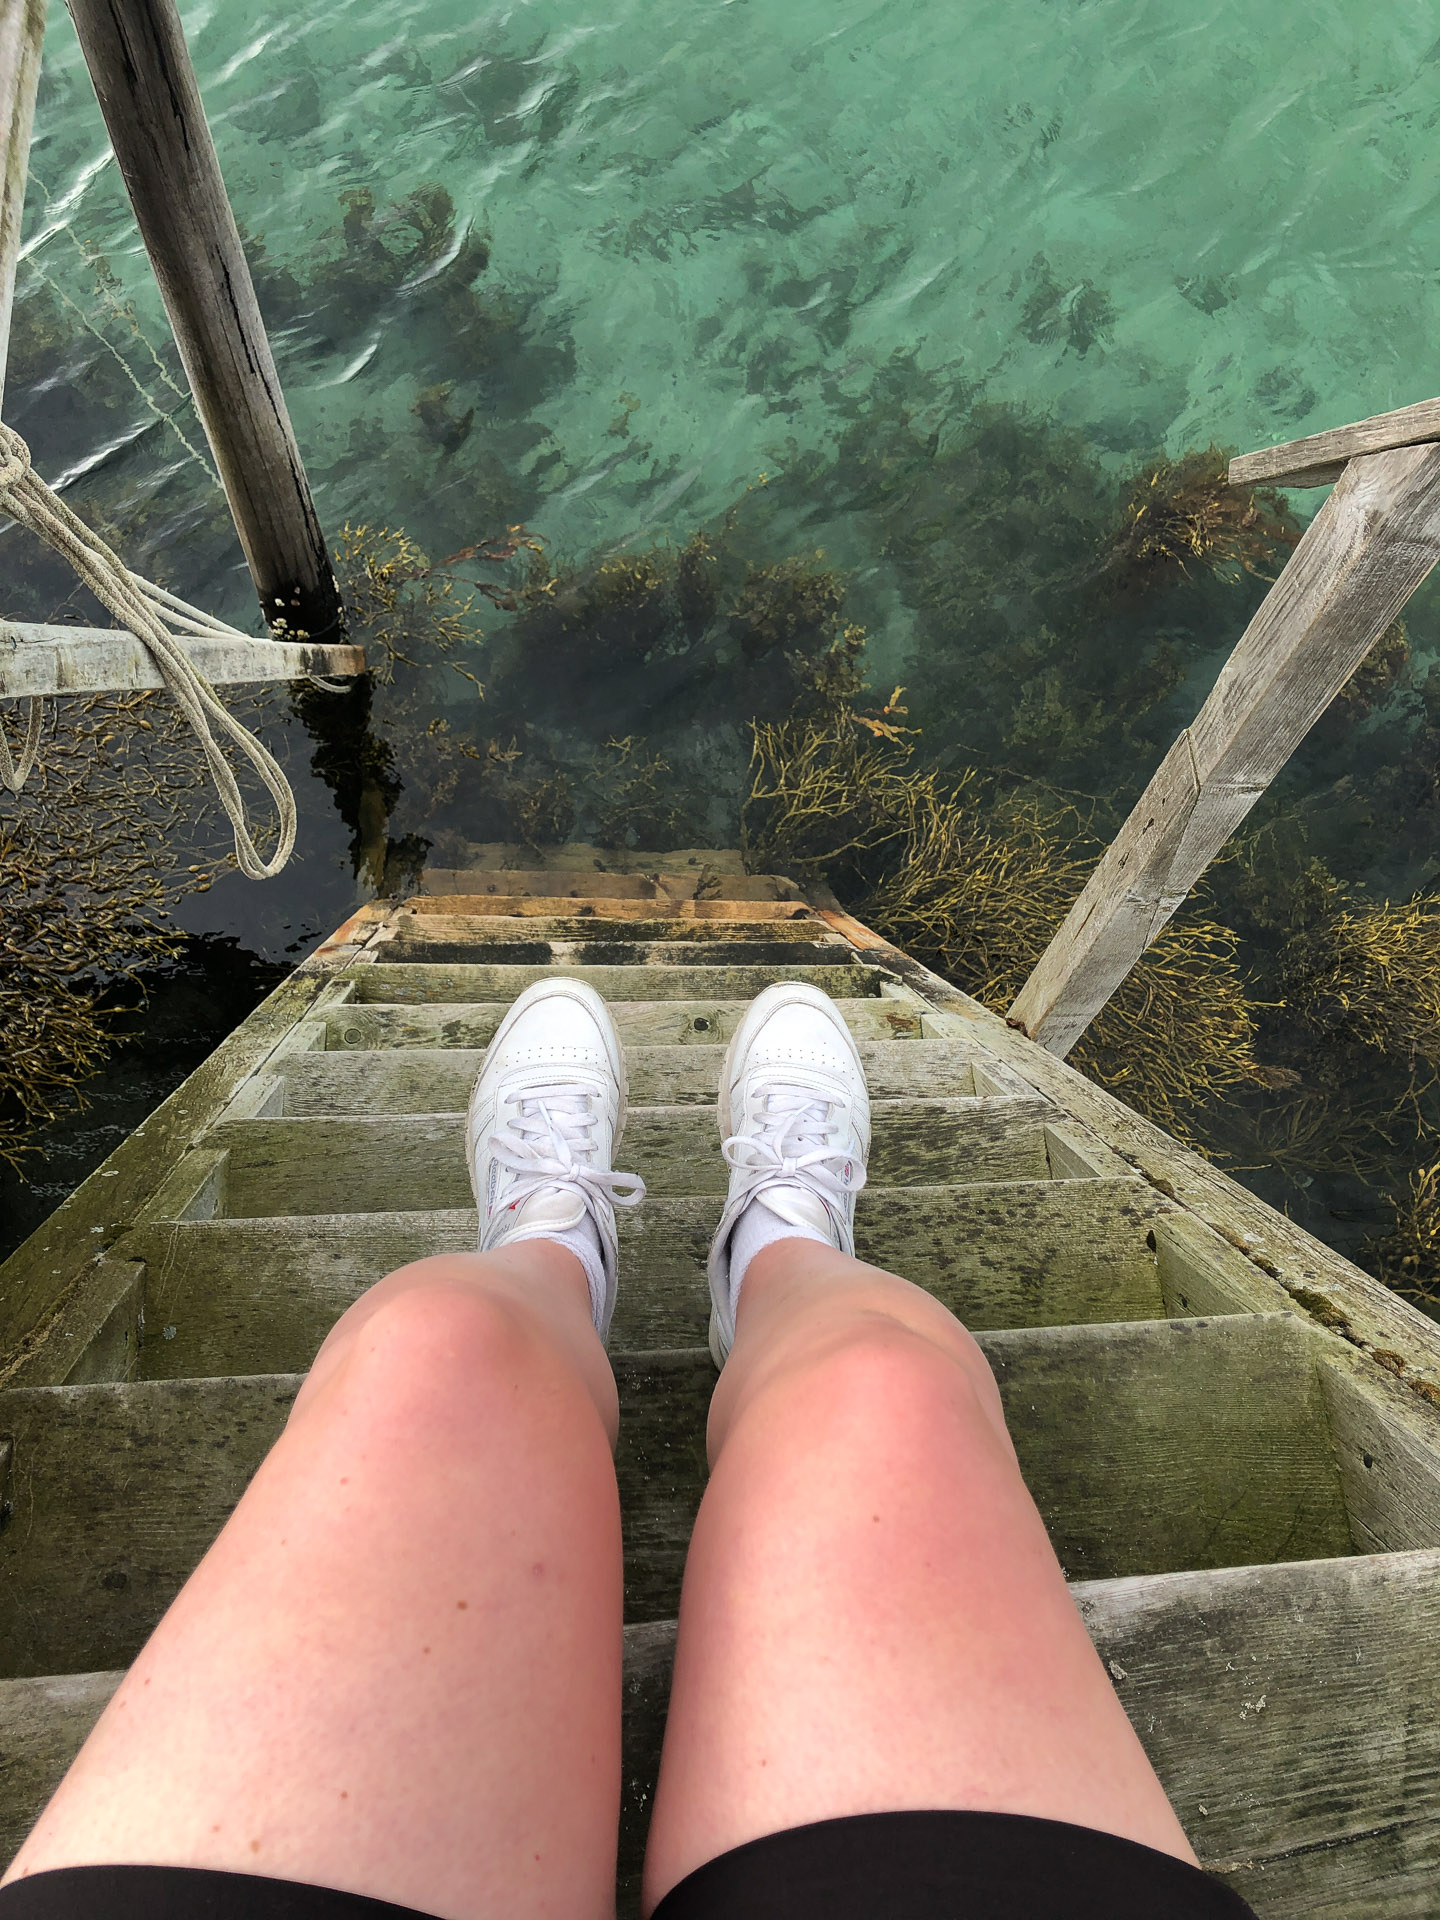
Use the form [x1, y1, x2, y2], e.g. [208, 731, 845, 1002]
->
[1009, 430, 1440, 1057]
[65, 0, 343, 640]
[0, 0, 46, 404]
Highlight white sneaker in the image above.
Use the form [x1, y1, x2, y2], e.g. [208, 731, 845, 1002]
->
[706, 982, 870, 1365]
[466, 979, 645, 1341]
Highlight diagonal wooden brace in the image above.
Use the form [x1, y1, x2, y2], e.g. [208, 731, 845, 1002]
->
[1009, 441, 1440, 1056]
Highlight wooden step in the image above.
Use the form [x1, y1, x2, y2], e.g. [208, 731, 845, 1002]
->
[419, 869, 804, 901]
[10, 1549, 1438, 1917]
[128, 1179, 1173, 1373]
[398, 898, 821, 922]
[343, 962, 888, 1004]
[271, 1039, 988, 1112]
[381, 932, 860, 969]
[317, 997, 932, 1050]
[388, 912, 829, 944]
[204, 1097, 1061, 1215]
[4, 1315, 1406, 1671]
[0, 1362, 703, 1672]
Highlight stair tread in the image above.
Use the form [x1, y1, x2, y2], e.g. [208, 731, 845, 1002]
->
[381, 933, 860, 968]
[345, 962, 888, 1003]
[319, 997, 933, 1048]
[206, 1097, 1060, 1211]
[10, 1546, 1440, 1911]
[274, 1039, 988, 1110]
[127, 1178, 1172, 1369]
[0, 1315, 1360, 1672]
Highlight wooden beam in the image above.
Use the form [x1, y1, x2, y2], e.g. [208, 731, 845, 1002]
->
[0, 620, 363, 695]
[1009, 442, 1440, 1056]
[0, 0, 44, 402]
[64, 0, 342, 639]
[1230, 393, 1440, 488]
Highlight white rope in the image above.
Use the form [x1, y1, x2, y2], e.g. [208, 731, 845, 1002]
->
[0, 420, 302, 879]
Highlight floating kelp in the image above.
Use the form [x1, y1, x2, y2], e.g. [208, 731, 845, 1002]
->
[1097, 448, 1300, 596]
[744, 712, 1261, 1141]
[1370, 1158, 1440, 1306]
[0, 690, 233, 1167]
[1281, 885, 1440, 1073]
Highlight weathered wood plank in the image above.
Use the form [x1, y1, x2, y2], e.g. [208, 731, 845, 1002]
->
[0, 0, 45, 401]
[1010, 444, 1440, 1055]
[66, 0, 340, 636]
[1156, 1209, 1293, 1319]
[0, 971, 342, 1382]
[0, 1374, 302, 1675]
[389, 911, 825, 942]
[0, 1669, 122, 1867]
[318, 997, 928, 1050]
[2, 1256, 144, 1389]
[1077, 1549, 1440, 1915]
[0, 1363, 709, 1668]
[0, 624, 364, 697]
[400, 897, 819, 922]
[911, 973, 1440, 1399]
[347, 962, 887, 1005]
[1318, 1351, 1440, 1555]
[1230, 394, 1440, 489]
[127, 1179, 1169, 1377]
[208, 1098, 1054, 1215]
[984, 1313, 1353, 1580]
[0, 1316, 1354, 1667]
[420, 868, 805, 901]
[380, 932, 858, 970]
[15, 1551, 1438, 1912]
[274, 1039, 981, 1113]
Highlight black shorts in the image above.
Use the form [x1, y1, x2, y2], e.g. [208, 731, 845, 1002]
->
[0, 1812, 1258, 1917]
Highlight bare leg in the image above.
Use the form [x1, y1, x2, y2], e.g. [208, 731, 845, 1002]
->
[642, 1239, 1195, 1910]
[4, 1246, 623, 1920]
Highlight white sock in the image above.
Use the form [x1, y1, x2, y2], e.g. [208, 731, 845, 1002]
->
[726, 1194, 830, 1329]
[534, 1217, 608, 1334]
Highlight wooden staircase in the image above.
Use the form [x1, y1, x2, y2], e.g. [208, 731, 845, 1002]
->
[4, 848, 1440, 1916]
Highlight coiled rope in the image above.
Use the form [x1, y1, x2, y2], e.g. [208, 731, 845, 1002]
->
[0, 419, 302, 879]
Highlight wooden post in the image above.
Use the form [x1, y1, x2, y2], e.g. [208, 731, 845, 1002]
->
[0, 0, 45, 402]
[1008, 439, 1440, 1057]
[64, 0, 342, 639]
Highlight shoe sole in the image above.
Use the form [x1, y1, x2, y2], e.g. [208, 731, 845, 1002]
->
[465, 977, 630, 1209]
[709, 981, 872, 1368]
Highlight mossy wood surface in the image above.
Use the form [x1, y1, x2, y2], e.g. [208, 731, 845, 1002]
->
[6, 858, 1440, 1915]
[208, 1096, 1055, 1214]
[393, 912, 827, 942]
[1076, 1549, 1440, 1913]
[381, 935, 857, 970]
[0, 971, 338, 1380]
[275, 1037, 982, 1112]
[419, 869, 805, 901]
[400, 897, 820, 921]
[346, 961, 887, 1004]
[128, 1178, 1170, 1375]
[319, 996, 927, 1049]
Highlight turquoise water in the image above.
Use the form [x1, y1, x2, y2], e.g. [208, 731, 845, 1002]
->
[7, 0, 1440, 1268]
[19, 0, 1440, 600]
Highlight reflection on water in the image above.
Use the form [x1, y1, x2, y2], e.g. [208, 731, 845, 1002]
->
[5, 1, 1440, 1297]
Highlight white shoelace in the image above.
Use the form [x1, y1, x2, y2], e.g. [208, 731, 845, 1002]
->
[487, 1083, 646, 1218]
[721, 1085, 867, 1214]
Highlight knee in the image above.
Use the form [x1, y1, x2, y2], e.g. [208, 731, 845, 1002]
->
[315, 1280, 575, 1438]
[768, 1317, 1009, 1462]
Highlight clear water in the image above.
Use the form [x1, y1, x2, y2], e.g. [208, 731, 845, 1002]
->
[6, 0, 1440, 1261]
